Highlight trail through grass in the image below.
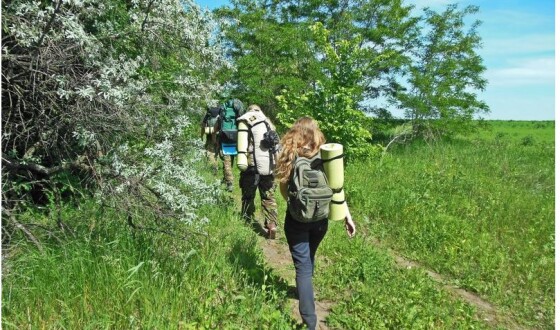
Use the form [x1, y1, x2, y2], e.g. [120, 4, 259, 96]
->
[3, 121, 552, 329]
[346, 125, 554, 329]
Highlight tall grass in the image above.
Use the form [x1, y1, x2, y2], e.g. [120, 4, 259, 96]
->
[2, 199, 298, 329]
[346, 124, 554, 329]
[476, 120, 554, 144]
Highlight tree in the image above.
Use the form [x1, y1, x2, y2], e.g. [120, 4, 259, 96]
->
[215, 0, 488, 146]
[392, 4, 489, 139]
[214, 0, 321, 117]
[276, 23, 379, 158]
[215, 0, 417, 157]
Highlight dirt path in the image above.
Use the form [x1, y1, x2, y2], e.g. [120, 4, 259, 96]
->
[258, 231, 527, 330]
[258, 237, 334, 330]
[229, 186, 525, 329]
[364, 236, 528, 330]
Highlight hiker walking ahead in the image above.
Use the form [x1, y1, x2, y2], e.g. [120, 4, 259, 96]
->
[236, 104, 279, 238]
[276, 117, 356, 329]
[200, 106, 220, 174]
[214, 98, 245, 192]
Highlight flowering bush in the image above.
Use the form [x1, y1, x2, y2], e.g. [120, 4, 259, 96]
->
[2, 0, 230, 243]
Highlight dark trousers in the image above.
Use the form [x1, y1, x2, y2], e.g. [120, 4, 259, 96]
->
[284, 212, 328, 330]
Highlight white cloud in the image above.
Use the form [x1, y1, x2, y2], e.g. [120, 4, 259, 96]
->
[485, 57, 555, 87]
[480, 34, 554, 57]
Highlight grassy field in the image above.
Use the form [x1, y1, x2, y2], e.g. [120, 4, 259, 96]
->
[2, 120, 554, 329]
[345, 120, 554, 329]
[476, 120, 554, 144]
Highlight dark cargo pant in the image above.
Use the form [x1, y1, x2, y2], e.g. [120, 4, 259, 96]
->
[239, 168, 277, 227]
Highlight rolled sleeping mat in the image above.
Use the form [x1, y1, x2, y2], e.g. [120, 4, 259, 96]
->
[204, 126, 214, 135]
[320, 143, 344, 190]
[237, 121, 249, 171]
[329, 189, 348, 221]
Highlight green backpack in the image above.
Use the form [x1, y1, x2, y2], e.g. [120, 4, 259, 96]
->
[288, 154, 333, 223]
[220, 99, 245, 143]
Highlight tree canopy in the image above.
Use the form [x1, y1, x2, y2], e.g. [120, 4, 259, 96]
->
[215, 0, 488, 154]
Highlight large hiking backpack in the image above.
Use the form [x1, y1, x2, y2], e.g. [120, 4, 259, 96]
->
[204, 106, 220, 132]
[237, 110, 279, 175]
[219, 99, 244, 143]
[288, 154, 333, 223]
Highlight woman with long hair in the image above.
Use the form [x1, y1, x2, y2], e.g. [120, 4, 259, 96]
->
[276, 117, 356, 329]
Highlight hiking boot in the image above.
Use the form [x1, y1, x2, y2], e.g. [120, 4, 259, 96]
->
[226, 182, 233, 192]
[267, 222, 277, 239]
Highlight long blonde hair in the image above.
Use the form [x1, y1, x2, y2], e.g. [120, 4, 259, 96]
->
[276, 117, 326, 183]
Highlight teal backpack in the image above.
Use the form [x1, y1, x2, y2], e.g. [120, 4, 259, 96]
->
[219, 99, 245, 143]
[288, 154, 333, 223]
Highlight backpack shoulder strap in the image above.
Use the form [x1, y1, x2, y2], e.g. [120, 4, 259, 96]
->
[293, 156, 310, 182]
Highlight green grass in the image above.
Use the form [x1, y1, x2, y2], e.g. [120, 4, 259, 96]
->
[346, 122, 554, 329]
[2, 199, 298, 329]
[317, 224, 492, 329]
[3, 121, 554, 329]
[475, 120, 554, 144]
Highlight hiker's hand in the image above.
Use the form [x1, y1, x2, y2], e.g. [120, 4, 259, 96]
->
[344, 207, 356, 238]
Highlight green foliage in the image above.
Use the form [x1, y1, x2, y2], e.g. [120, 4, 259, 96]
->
[276, 84, 379, 159]
[4, 1, 538, 329]
[276, 23, 381, 159]
[318, 230, 490, 329]
[215, 0, 419, 119]
[216, 1, 487, 143]
[214, 0, 321, 116]
[393, 4, 488, 137]
[4, 121, 553, 329]
[476, 120, 554, 144]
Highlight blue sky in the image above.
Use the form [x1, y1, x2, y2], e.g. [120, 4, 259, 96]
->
[196, 0, 555, 120]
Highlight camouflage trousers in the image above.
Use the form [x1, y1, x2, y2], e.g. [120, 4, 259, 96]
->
[204, 135, 218, 172]
[220, 153, 234, 185]
[239, 169, 277, 226]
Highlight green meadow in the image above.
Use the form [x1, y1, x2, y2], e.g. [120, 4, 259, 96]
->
[345, 120, 554, 328]
[2, 120, 554, 329]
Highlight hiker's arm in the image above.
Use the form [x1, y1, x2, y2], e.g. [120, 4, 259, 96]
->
[279, 181, 288, 201]
[344, 205, 356, 238]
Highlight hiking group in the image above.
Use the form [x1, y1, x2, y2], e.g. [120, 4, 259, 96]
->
[201, 100, 356, 330]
